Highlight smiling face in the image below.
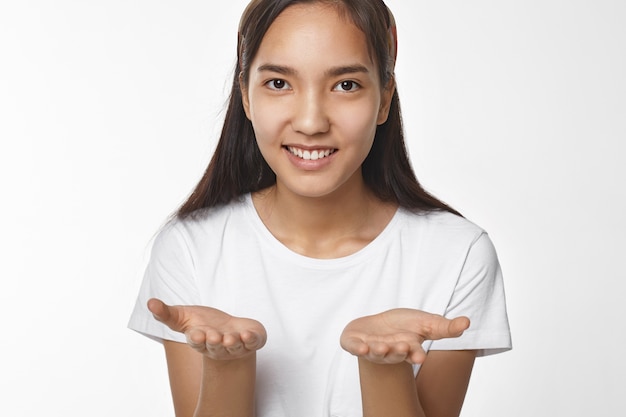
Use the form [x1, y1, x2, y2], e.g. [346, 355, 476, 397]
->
[241, 2, 394, 200]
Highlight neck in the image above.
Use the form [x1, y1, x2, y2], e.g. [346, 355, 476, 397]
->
[252, 178, 397, 259]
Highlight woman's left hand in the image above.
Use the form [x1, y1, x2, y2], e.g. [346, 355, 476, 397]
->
[340, 308, 470, 365]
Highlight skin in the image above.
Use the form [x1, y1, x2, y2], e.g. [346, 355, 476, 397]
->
[153, 4, 477, 416]
[151, 302, 474, 417]
[241, 3, 398, 259]
[149, 299, 264, 417]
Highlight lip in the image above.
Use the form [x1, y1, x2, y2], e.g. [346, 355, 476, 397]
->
[283, 146, 337, 170]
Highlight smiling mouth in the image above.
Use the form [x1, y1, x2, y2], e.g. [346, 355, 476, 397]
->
[286, 146, 337, 161]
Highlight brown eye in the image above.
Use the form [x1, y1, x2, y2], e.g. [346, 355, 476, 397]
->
[267, 79, 289, 90]
[334, 80, 359, 92]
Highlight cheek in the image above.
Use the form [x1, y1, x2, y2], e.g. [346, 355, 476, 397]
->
[249, 99, 285, 143]
[336, 103, 379, 145]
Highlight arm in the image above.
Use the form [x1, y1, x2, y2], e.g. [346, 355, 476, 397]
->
[357, 350, 476, 417]
[163, 341, 201, 417]
[150, 299, 265, 417]
[164, 341, 257, 417]
[415, 350, 476, 417]
[341, 309, 472, 417]
[358, 360, 424, 417]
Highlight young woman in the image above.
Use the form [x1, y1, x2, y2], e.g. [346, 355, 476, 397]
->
[129, 1, 511, 416]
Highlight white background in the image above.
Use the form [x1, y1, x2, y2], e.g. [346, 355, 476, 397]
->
[1, 0, 624, 415]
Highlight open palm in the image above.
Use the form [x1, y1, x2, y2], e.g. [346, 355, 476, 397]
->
[148, 298, 267, 360]
[340, 308, 470, 364]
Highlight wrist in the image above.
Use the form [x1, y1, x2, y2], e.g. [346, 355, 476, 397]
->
[202, 351, 256, 371]
[358, 358, 421, 417]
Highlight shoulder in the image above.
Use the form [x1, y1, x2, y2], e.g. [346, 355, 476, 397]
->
[392, 209, 501, 278]
[162, 197, 250, 237]
[396, 209, 487, 248]
[152, 196, 251, 256]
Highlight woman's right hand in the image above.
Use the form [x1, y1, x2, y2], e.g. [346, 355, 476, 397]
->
[147, 298, 267, 360]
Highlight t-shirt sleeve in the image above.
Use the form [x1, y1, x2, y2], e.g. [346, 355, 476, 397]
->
[429, 232, 512, 356]
[127, 222, 201, 344]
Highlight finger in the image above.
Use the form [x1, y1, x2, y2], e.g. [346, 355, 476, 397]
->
[425, 315, 470, 340]
[186, 328, 209, 351]
[186, 330, 228, 359]
[147, 298, 168, 321]
[205, 343, 229, 359]
[383, 342, 411, 364]
[340, 336, 369, 357]
[204, 329, 224, 346]
[364, 342, 414, 364]
[369, 341, 390, 357]
[449, 316, 471, 336]
[222, 333, 244, 351]
[365, 341, 392, 363]
[241, 331, 266, 351]
[407, 345, 427, 364]
[225, 341, 245, 355]
[148, 298, 185, 332]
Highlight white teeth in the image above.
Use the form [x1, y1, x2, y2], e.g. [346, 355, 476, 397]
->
[288, 147, 335, 160]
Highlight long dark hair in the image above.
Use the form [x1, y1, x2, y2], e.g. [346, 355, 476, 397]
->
[177, 0, 459, 217]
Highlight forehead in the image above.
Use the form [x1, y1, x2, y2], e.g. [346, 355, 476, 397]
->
[254, 3, 373, 66]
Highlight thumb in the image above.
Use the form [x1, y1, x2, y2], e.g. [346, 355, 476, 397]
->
[147, 298, 178, 327]
[426, 315, 470, 340]
[446, 316, 471, 338]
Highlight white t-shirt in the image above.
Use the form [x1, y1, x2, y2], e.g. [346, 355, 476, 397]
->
[128, 194, 511, 417]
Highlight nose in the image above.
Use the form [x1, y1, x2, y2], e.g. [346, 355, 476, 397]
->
[291, 91, 330, 136]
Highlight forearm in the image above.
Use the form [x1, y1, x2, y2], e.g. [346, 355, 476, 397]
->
[358, 358, 425, 417]
[194, 354, 257, 417]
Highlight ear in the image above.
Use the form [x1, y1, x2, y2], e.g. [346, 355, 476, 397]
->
[240, 72, 252, 120]
[377, 77, 395, 125]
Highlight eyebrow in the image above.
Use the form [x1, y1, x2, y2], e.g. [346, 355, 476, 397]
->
[256, 64, 370, 77]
